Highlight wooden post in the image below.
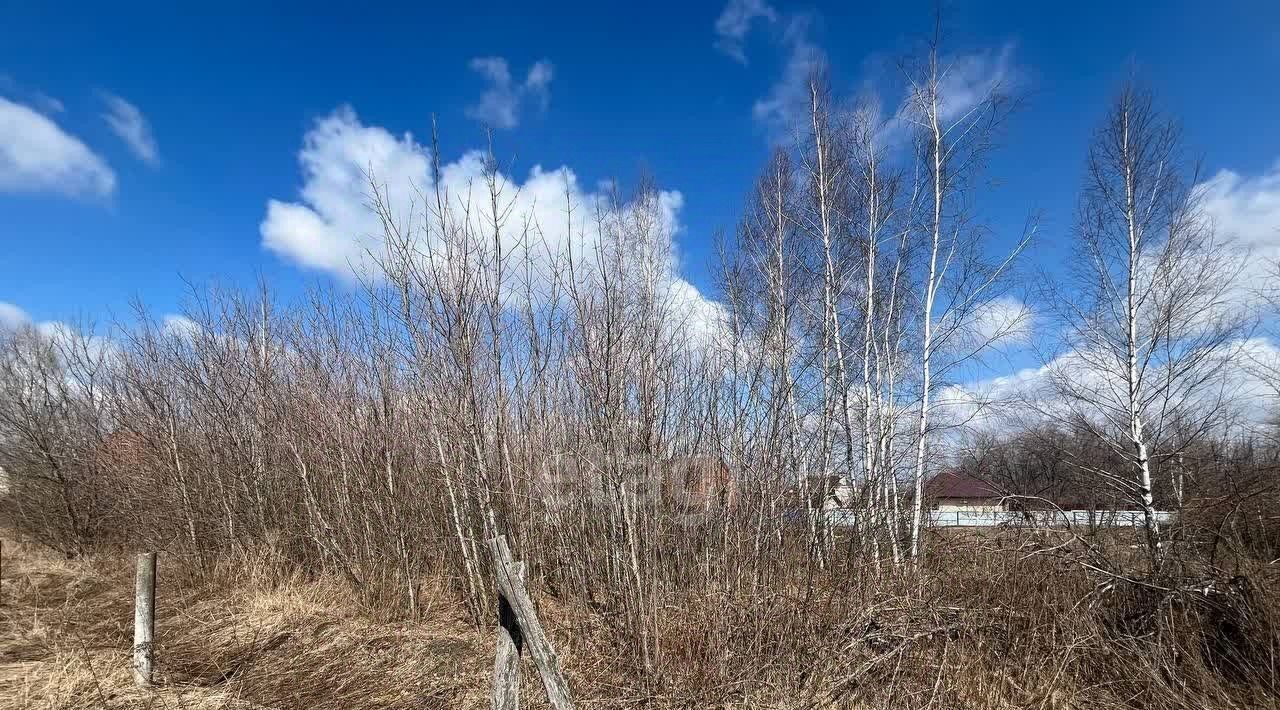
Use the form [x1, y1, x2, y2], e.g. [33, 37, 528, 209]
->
[492, 560, 524, 710]
[488, 536, 574, 710]
[133, 552, 157, 686]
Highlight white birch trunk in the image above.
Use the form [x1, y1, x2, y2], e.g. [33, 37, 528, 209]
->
[1121, 107, 1162, 566]
[911, 78, 944, 564]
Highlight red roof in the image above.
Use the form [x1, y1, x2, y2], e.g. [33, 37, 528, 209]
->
[925, 470, 1002, 499]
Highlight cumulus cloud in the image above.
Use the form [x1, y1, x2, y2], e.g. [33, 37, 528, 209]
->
[714, 0, 777, 63]
[1201, 162, 1280, 248]
[0, 301, 119, 368]
[970, 296, 1034, 346]
[465, 57, 554, 129]
[935, 363, 1044, 432]
[0, 301, 31, 329]
[941, 335, 1280, 437]
[260, 106, 429, 275]
[162, 314, 201, 340]
[928, 296, 1035, 368]
[40, 322, 120, 371]
[100, 92, 159, 165]
[0, 97, 116, 197]
[1198, 161, 1280, 293]
[942, 155, 1280, 436]
[260, 105, 723, 337]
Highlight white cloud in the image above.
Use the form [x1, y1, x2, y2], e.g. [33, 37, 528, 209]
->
[935, 365, 1040, 432]
[1198, 161, 1280, 293]
[261, 105, 428, 275]
[714, 0, 777, 64]
[932, 43, 1017, 124]
[35, 320, 76, 342]
[873, 43, 1019, 151]
[667, 276, 730, 347]
[0, 301, 31, 330]
[1201, 162, 1280, 247]
[739, 5, 1017, 146]
[465, 57, 554, 129]
[751, 16, 823, 135]
[941, 335, 1280, 437]
[0, 301, 118, 370]
[932, 297, 1035, 363]
[970, 296, 1034, 346]
[162, 314, 201, 340]
[0, 97, 116, 197]
[941, 156, 1280, 437]
[260, 105, 722, 341]
[36, 321, 120, 372]
[100, 92, 159, 165]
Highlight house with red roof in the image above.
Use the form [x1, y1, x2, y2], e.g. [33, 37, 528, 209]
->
[924, 470, 1006, 513]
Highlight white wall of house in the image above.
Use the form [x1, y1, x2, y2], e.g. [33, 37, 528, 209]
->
[934, 498, 1003, 513]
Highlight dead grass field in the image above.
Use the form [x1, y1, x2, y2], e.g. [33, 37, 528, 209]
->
[5, 530, 1280, 710]
[0, 539, 492, 710]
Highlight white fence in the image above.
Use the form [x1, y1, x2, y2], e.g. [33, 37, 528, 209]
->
[824, 509, 1175, 528]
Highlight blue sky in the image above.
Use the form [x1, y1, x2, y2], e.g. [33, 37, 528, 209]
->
[2, 0, 1279, 380]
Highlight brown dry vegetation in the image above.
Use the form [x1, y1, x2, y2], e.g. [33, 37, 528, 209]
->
[5, 529, 1280, 710]
[0, 538, 486, 709]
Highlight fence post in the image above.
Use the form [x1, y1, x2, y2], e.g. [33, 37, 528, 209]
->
[488, 535, 574, 710]
[133, 552, 157, 687]
[492, 560, 525, 710]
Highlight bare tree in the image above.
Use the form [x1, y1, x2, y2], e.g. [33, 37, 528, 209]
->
[1044, 83, 1248, 570]
[0, 321, 118, 554]
[901, 26, 1027, 563]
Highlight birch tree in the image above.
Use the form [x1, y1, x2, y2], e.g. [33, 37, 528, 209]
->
[803, 71, 855, 534]
[1046, 83, 1247, 570]
[903, 31, 1026, 563]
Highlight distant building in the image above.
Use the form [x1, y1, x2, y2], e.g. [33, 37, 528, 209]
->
[925, 470, 1005, 513]
[818, 469, 1173, 529]
[664, 454, 736, 511]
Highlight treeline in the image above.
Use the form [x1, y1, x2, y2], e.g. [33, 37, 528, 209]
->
[954, 426, 1280, 552]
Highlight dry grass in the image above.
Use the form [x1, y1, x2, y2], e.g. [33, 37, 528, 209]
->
[0, 538, 487, 709]
[4, 531, 1280, 709]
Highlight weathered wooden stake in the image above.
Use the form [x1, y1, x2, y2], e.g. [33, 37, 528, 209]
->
[492, 560, 524, 710]
[488, 536, 574, 710]
[133, 552, 157, 687]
